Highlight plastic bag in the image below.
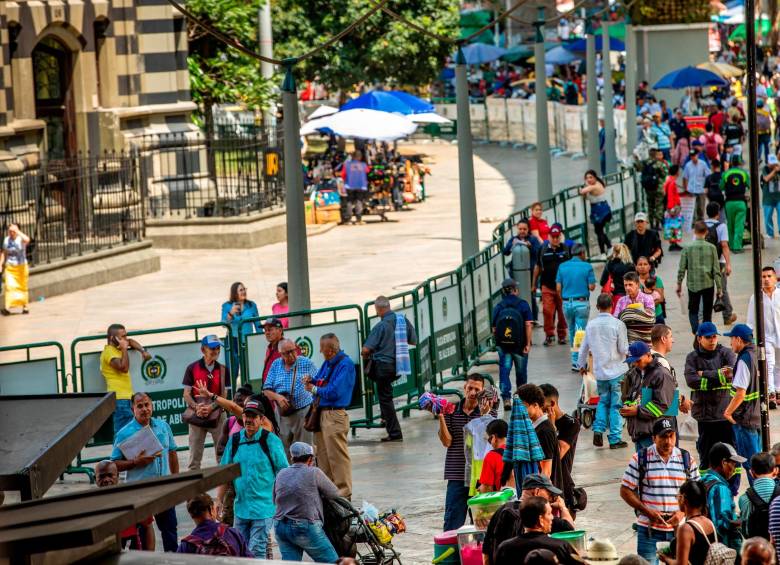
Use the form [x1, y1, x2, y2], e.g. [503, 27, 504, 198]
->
[361, 501, 379, 522]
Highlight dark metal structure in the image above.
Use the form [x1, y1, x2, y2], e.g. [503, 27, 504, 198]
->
[745, 0, 771, 449]
[0, 465, 239, 564]
[0, 393, 114, 500]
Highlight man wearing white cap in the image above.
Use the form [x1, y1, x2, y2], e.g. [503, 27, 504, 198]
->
[273, 442, 339, 562]
[624, 213, 663, 266]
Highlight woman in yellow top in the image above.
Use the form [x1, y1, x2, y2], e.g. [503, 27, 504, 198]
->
[100, 323, 151, 434]
[1, 223, 31, 315]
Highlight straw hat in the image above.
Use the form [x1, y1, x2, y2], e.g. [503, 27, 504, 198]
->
[587, 539, 620, 563]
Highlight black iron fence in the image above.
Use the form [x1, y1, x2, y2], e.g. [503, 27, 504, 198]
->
[0, 152, 144, 267]
[139, 124, 285, 219]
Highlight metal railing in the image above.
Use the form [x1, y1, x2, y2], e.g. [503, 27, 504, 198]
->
[139, 125, 285, 219]
[0, 152, 145, 267]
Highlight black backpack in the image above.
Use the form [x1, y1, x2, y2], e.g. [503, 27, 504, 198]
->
[705, 222, 724, 259]
[641, 161, 660, 191]
[636, 447, 692, 515]
[494, 305, 526, 353]
[744, 483, 780, 539]
[230, 429, 277, 472]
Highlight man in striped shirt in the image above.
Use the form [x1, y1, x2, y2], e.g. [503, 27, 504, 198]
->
[620, 418, 699, 565]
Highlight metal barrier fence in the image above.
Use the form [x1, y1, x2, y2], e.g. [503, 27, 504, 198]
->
[139, 129, 285, 220]
[0, 165, 644, 484]
[0, 152, 145, 267]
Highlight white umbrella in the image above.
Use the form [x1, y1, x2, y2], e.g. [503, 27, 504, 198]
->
[409, 112, 452, 124]
[300, 109, 418, 140]
[307, 105, 338, 120]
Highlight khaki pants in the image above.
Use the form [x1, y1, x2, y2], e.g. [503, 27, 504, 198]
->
[278, 407, 312, 459]
[315, 409, 353, 499]
[187, 413, 225, 470]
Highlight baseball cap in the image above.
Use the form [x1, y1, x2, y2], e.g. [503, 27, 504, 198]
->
[724, 323, 753, 341]
[652, 418, 675, 437]
[501, 278, 518, 290]
[758, 98, 765, 108]
[290, 442, 315, 458]
[201, 334, 222, 348]
[769, 155, 779, 166]
[634, 212, 648, 223]
[625, 341, 651, 364]
[549, 224, 563, 236]
[696, 322, 720, 337]
[263, 318, 284, 329]
[709, 442, 747, 464]
[243, 398, 265, 417]
[521, 473, 563, 495]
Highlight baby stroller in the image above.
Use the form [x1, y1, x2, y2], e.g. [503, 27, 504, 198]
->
[574, 370, 599, 429]
[324, 496, 402, 565]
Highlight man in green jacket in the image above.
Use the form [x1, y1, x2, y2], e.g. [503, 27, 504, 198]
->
[676, 221, 723, 334]
[721, 154, 750, 252]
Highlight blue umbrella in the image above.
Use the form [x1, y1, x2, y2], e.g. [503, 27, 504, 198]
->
[456, 43, 508, 65]
[544, 45, 580, 66]
[653, 66, 728, 89]
[341, 91, 415, 114]
[566, 36, 626, 53]
[385, 91, 434, 114]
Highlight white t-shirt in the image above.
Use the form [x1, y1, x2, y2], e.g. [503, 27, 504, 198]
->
[703, 219, 728, 265]
[733, 358, 750, 390]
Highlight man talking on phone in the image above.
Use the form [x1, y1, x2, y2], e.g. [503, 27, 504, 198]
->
[100, 323, 152, 434]
[620, 418, 700, 565]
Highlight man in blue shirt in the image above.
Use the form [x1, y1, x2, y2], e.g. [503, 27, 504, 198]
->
[305, 333, 356, 498]
[556, 244, 596, 370]
[218, 397, 288, 558]
[683, 149, 712, 222]
[702, 442, 746, 552]
[491, 278, 533, 410]
[263, 339, 316, 455]
[111, 392, 179, 551]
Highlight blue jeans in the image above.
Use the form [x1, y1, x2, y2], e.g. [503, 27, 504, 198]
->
[275, 519, 338, 563]
[765, 202, 780, 237]
[497, 346, 528, 399]
[594, 376, 624, 445]
[154, 507, 178, 552]
[759, 133, 772, 163]
[637, 525, 674, 565]
[733, 425, 761, 486]
[563, 300, 590, 365]
[444, 480, 470, 531]
[113, 399, 133, 435]
[235, 516, 274, 558]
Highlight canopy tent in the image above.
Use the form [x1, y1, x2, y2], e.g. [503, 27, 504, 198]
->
[307, 105, 338, 120]
[342, 91, 417, 114]
[697, 61, 743, 78]
[501, 42, 558, 62]
[729, 17, 771, 40]
[456, 43, 508, 65]
[384, 91, 435, 113]
[460, 9, 495, 45]
[530, 45, 580, 65]
[409, 112, 452, 124]
[300, 109, 418, 140]
[566, 36, 626, 53]
[653, 66, 729, 89]
[595, 21, 626, 41]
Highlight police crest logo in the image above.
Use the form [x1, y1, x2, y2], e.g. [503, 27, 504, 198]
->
[296, 336, 314, 358]
[141, 355, 167, 384]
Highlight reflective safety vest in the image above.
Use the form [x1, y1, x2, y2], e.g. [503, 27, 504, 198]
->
[732, 344, 760, 430]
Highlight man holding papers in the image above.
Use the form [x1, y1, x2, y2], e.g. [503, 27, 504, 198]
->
[112, 391, 179, 552]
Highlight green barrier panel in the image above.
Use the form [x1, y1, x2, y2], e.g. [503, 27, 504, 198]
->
[0, 341, 67, 395]
[354, 291, 424, 431]
[427, 271, 464, 382]
[471, 248, 495, 355]
[72, 321, 235, 451]
[458, 262, 476, 365]
[238, 305, 365, 413]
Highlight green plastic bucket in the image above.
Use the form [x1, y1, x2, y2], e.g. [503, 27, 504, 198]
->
[550, 530, 586, 553]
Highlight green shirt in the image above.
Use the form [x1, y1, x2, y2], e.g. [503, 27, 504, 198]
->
[641, 275, 665, 317]
[762, 165, 780, 205]
[677, 238, 722, 293]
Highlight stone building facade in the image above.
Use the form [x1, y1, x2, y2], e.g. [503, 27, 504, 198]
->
[0, 0, 197, 175]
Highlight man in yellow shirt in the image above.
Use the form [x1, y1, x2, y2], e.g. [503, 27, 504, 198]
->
[101, 323, 151, 434]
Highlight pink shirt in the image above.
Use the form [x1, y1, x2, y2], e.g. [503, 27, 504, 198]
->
[613, 291, 656, 317]
[271, 303, 289, 328]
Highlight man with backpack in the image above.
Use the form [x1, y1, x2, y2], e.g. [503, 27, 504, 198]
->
[739, 453, 780, 539]
[704, 202, 736, 326]
[177, 493, 252, 556]
[555, 244, 596, 371]
[641, 149, 667, 230]
[704, 160, 725, 214]
[492, 278, 533, 410]
[533, 225, 571, 347]
[757, 99, 772, 163]
[722, 114, 745, 157]
[721, 154, 750, 252]
[702, 442, 746, 552]
[677, 221, 723, 334]
[701, 123, 724, 164]
[620, 418, 699, 565]
[217, 396, 289, 558]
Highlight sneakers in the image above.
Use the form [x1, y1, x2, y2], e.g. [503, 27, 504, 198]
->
[503, 400, 513, 412]
[610, 441, 629, 450]
[543, 336, 556, 347]
[724, 314, 737, 325]
[571, 364, 579, 373]
[558, 337, 567, 345]
[593, 432, 603, 447]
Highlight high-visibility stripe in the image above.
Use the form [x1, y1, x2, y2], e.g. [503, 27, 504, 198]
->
[700, 378, 708, 391]
[718, 369, 728, 387]
[645, 401, 663, 417]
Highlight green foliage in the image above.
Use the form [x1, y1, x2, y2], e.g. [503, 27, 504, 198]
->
[628, 0, 711, 25]
[271, 0, 459, 91]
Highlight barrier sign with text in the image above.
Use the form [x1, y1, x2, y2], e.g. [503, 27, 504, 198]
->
[460, 270, 475, 357]
[429, 283, 463, 373]
[473, 262, 492, 345]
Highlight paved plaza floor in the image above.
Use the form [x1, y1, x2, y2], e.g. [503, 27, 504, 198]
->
[4, 142, 780, 563]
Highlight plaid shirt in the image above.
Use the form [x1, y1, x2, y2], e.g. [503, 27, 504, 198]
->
[263, 356, 316, 410]
[677, 238, 722, 293]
